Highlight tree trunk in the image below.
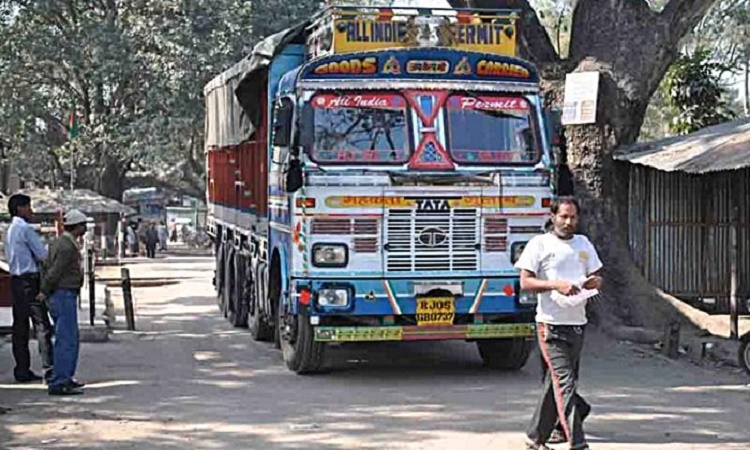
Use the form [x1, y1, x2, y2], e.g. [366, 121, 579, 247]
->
[97, 160, 126, 201]
[555, 0, 719, 329]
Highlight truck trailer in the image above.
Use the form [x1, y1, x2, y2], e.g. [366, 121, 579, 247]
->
[205, 5, 558, 373]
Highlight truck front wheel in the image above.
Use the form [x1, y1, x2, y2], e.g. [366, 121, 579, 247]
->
[477, 338, 533, 370]
[278, 303, 325, 374]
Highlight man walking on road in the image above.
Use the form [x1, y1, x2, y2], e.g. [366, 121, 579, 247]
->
[144, 222, 159, 258]
[515, 197, 603, 450]
[38, 209, 87, 396]
[5, 194, 53, 383]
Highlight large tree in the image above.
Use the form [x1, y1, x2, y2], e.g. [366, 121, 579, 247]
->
[449, 0, 722, 329]
[0, 0, 318, 200]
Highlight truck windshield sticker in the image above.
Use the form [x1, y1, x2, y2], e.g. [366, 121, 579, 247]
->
[310, 92, 411, 164]
[445, 95, 539, 164]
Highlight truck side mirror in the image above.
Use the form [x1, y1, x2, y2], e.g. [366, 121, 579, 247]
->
[285, 159, 303, 193]
[272, 98, 294, 147]
[296, 103, 315, 148]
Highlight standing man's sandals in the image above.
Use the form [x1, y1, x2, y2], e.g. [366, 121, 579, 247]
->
[525, 440, 551, 450]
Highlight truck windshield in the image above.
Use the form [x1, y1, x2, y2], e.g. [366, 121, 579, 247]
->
[445, 94, 540, 165]
[308, 92, 411, 164]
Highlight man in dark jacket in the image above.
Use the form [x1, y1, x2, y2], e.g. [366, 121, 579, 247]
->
[144, 222, 159, 258]
[38, 209, 87, 396]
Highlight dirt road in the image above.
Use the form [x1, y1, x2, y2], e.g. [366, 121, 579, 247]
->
[1, 257, 749, 449]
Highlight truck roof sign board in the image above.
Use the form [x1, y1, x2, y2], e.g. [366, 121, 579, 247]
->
[332, 18, 517, 57]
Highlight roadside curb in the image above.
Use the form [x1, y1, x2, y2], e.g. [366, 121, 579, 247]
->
[79, 325, 110, 343]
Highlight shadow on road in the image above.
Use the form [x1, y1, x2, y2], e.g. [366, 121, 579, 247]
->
[2, 267, 749, 449]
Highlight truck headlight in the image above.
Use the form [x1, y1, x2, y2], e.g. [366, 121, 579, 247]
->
[317, 288, 350, 307]
[312, 243, 348, 267]
[510, 241, 527, 264]
[518, 290, 537, 305]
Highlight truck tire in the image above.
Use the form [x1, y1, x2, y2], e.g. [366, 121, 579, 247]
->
[477, 338, 533, 371]
[216, 243, 226, 307]
[221, 248, 235, 319]
[278, 299, 325, 374]
[739, 333, 750, 377]
[228, 252, 248, 328]
[248, 264, 273, 342]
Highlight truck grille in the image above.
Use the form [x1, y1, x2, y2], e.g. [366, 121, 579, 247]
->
[386, 208, 479, 272]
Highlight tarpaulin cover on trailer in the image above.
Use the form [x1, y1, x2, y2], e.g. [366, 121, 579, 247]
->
[203, 22, 309, 149]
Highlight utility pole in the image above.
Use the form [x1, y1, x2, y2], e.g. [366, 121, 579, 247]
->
[69, 142, 75, 190]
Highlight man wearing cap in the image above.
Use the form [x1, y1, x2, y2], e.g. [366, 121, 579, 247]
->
[38, 209, 87, 396]
[4, 193, 53, 383]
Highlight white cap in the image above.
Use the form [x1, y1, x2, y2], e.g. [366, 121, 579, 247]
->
[63, 209, 88, 226]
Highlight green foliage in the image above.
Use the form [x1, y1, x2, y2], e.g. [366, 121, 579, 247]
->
[663, 50, 736, 134]
[0, 0, 319, 199]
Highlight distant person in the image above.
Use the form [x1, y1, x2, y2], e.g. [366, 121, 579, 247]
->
[144, 222, 159, 258]
[38, 209, 87, 396]
[516, 197, 603, 450]
[126, 224, 137, 256]
[5, 194, 53, 383]
[157, 221, 168, 251]
[136, 219, 147, 255]
[169, 219, 178, 243]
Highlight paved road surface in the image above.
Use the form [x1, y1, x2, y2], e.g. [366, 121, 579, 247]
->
[1, 257, 749, 449]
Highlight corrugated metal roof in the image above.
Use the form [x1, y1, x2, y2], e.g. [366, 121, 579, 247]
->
[614, 118, 750, 174]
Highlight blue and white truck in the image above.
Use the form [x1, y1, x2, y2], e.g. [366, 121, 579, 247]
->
[205, 5, 556, 373]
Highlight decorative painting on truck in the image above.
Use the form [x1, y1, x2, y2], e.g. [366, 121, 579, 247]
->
[300, 48, 538, 84]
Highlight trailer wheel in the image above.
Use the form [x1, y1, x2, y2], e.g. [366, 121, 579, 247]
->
[477, 338, 533, 371]
[278, 299, 325, 374]
[739, 333, 750, 377]
[216, 243, 226, 308]
[228, 252, 248, 328]
[221, 247, 235, 319]
[248, 264, 274, 342]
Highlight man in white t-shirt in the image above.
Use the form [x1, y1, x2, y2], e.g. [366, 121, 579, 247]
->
[515, 197, 603, 450]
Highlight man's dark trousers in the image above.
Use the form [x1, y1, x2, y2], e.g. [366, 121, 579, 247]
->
[11, 274, 53, 381]
[527, 323, 588, 449]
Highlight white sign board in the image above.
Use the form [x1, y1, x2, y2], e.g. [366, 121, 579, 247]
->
[562, 71, 600, 125]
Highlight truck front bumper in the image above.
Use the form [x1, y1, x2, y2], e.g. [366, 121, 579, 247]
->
[314, 322, 536, 342]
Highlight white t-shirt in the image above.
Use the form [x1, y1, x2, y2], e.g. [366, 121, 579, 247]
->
[514, 233, 603, 325]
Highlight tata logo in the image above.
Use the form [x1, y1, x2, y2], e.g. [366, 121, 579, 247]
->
[418, 227, 449, 247]
[415, 199, 450, 211]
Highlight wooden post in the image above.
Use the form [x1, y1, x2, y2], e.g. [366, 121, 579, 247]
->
[121, 268, 136, 331]
[87, 248, 95, 326]
[730, 203, 739, 340]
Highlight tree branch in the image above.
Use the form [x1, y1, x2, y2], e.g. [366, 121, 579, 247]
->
[509, 0, 560, 63]
[661, 0, 720, 45]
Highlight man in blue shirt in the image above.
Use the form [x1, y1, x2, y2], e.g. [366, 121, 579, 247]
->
[5, 194, 53, 383]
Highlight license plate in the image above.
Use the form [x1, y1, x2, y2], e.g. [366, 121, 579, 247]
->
[416, 297, 455, 326]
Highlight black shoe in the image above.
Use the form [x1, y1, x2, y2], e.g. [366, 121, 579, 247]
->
[69, 379, 86, 388]
[48, 385, 84, 396]
[15, 372, 43, 383]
